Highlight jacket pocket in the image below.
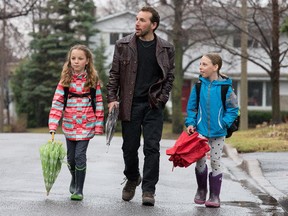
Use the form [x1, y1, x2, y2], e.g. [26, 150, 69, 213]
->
[119, 59, 131, 75]
[87, 115, 97, 122]
[62, 116, 74, 131]
[120, 59, 130, 66]
[85, 115, 97, 129]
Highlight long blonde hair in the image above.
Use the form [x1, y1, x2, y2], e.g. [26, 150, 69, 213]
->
[60, 44, 99, 88]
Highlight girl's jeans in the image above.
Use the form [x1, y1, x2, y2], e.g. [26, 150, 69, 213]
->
[66, 139, 89, 170]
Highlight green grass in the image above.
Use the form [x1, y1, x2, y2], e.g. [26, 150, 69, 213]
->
[226, 123, 288, 153]
[162, 123, 288, 153]
[26, 123, 288, 153]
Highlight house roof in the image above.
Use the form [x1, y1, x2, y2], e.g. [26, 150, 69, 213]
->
[95, 10, 168, 33]
[96, 11, 137, 23]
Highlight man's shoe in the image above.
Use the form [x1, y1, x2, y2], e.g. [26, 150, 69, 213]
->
[122, 176, 142, 201]
[142, 192, 155, 206]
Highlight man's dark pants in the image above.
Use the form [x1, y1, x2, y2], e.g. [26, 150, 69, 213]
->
[121, 101, 163, 193]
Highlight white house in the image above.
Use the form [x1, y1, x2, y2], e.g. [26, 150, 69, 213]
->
[91, 10, 288, 113]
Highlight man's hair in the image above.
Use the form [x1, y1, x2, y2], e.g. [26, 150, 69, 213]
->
[140, 6, 160, 31]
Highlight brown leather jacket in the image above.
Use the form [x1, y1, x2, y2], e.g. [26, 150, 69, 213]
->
[107, 33, 175, 121]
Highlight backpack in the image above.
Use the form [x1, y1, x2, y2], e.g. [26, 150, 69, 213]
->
[195, 81, 240, 138]
[63, 87, 96, 113]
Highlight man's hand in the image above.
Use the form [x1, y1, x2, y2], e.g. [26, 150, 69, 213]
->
[108, 101, 119, 113]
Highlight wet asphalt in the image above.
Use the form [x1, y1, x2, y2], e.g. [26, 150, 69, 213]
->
[0, 133, 287, 216]
[239, 151, 288, 213]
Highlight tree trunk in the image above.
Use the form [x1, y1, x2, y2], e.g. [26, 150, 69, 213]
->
[172, 44, 184, 134]
[171, 0, 184, 134]
[0, 1, 7, 132]
[271, 0, 281, 124]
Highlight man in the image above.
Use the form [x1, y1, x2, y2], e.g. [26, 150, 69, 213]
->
[106, 6, 175, 206]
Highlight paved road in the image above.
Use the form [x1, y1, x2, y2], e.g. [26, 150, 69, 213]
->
[0, 133, 287, 216]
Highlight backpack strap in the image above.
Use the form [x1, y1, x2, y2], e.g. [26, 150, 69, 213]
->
[63, 87, 96, 113]
[195, 81, 230, 112]
[90, 87, 96, 113]
[195, 81, 201, 110]
[63, 87, 69, 111]
[69, 92, 90, 98]
[221, 85, 229, 111]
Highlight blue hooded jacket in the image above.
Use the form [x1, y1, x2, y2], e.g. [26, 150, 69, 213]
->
[185, 75, 239, 138]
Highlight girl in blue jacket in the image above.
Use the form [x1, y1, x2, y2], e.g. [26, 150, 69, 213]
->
[185, 53, 239, 208]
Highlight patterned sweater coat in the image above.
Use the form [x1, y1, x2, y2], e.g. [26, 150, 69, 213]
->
[49, 73, 104, 140]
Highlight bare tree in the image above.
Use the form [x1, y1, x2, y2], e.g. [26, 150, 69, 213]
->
[0, 0, 38, 20]
[198, 0, 288, 124]
[0, 0, 39, 131]
[0, 2, 6, 132]
[157, 1, 237, 133]
[170, 0, 186, 133]
[100, 0, 151, 15]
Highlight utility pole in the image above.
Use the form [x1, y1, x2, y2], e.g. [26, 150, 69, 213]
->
[240, 0, 248, 130]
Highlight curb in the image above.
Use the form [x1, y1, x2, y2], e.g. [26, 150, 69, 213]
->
[223, 144, 286, 201]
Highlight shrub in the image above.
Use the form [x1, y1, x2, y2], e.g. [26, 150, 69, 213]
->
[248, 111, 288, 128]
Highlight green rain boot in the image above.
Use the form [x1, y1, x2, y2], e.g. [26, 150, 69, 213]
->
[71, 167, 86, 201]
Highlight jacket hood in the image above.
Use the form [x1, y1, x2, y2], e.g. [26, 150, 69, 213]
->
[199, 75, 232, 86]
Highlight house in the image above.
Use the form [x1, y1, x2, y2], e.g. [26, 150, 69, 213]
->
[91, 9, 288, 113]
[91, 11, 168, 53]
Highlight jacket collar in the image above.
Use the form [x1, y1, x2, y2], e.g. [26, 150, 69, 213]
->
[73, 71, 87, 79]
[121, 33, 167, 56]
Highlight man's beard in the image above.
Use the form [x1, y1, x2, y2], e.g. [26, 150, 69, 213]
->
[136, 29, 150, 38]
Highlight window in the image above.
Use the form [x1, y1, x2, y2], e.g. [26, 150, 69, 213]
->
[233, 36, 241, 48]
[110, 33, 132, 44]
[110, 33, 119, 45]
[233, 34, 259, 48]
[248, 38, 259, 48]
[122, 32, 132, 38]
[259, 37, 271, 48]
[248, 81, 262, 106]
[266, 82, 272, 106]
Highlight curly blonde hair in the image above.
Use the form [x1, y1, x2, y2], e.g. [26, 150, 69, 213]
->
[60, 44, 99, 88]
